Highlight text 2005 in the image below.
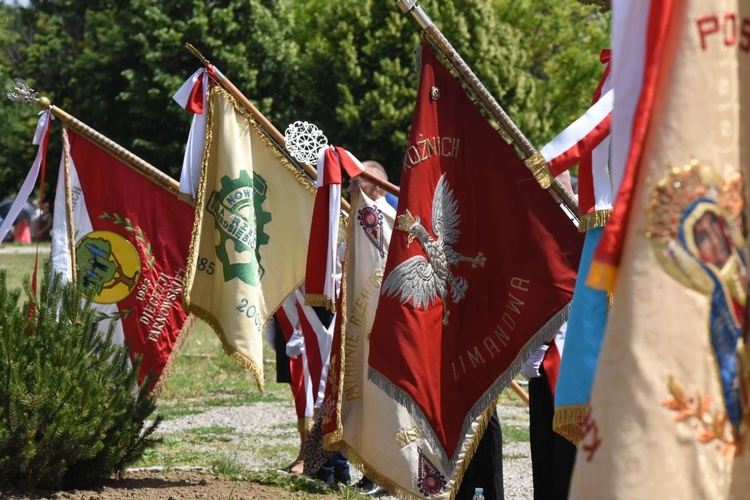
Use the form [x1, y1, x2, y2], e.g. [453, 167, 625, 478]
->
[237, 298, 262, 329]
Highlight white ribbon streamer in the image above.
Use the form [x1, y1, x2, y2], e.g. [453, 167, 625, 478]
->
[0, 110, 52, 242]
[173, 68, 209, 199]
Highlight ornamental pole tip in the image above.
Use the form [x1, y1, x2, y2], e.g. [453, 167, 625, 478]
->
[37, 96, 51, 110]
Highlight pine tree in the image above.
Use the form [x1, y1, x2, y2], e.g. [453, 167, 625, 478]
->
[0, 261, 162, 491]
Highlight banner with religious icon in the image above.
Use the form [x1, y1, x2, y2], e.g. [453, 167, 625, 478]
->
[571, 1, 750, 497]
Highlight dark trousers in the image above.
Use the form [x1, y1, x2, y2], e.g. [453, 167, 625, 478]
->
[456, 411, 504, 500]
[316, 451, 350, 484]
[529, 366, 576, 500]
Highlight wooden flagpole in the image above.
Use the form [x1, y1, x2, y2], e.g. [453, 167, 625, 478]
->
[185, 43, 400, 199]
[396, 0, 580, 221]
[37, 97, 181, 194]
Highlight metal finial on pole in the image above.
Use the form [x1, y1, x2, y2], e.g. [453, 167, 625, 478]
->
[396, 0, 580, 219]
[185, 43, 211, 66]
[7, 78, 38, 104]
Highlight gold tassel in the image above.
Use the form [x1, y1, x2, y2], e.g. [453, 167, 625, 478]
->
[525, 152, 554, 190]
[303, 294, 335, 313]
[552, 404, 589, 446]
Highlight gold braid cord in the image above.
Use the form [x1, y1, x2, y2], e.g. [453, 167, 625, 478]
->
[61, 128, 78, 284]
[220, 87, 316, 195]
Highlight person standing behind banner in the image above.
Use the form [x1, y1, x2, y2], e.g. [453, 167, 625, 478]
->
[265, 315, 308, 475]
[522, 322, 577, 500]
[13, 218, 31, 244]
[36, 201, 53, 242]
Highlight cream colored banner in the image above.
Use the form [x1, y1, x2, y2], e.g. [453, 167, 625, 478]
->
[571, 1, 750, 497]
[184, 88, 315, 390]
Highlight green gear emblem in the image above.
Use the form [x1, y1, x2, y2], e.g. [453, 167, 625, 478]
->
[208, 171, 272, 285]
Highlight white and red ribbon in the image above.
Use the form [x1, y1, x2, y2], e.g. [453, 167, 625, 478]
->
[0, 110, 52, 242]
[173, 65, 218, 199]
[304, 146, 363, 309]
[541, 89, 613, 174]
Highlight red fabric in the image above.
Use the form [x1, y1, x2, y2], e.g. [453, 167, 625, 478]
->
[275, 308, 308, 421]
[545, 113, 612, 180]
[297, 301, 323, 406]
[592, 0, 675, 271]
[549, 49, 612, 216]
[593, 49, 612, 102]
[368, 45, 583, 458]
[13, 219, 31, 243]
[542, 341, 561, 398]
[69, 130, 195, 393]
[304, 146, 362, 302]
[186, 74, 205, 114]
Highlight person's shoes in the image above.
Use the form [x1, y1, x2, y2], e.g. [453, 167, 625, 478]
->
[364, 485, 387, 496]
[355, 477, 386, 496]
[335, 473, 350, 486]
[354, 477, 376, 490]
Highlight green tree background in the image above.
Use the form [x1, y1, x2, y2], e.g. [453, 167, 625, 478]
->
[0, 0, 609, 194]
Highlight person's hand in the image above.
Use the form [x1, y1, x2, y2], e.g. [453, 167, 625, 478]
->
[286, 330, 305, 358]
[520, 344, 548, 380]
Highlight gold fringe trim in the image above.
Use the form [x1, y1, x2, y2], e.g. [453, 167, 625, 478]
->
[151, 313, 196, 398]
[323, 430, 346, 451]
[525, 152, 554, 190]
[322, 190, 359, 452]
[340, 401, 498, 500]
[217, 87, 316, 194]
[368, 303, 570, 475]
[176, 192, 196, 205]
[345, 447, 416, 500]
[303, 294, 334, 313]
[447, 403, 498, 500]
[552, 404, 588, 446]
[578, 209, 611, 232]
[298, 417, 313, 433]
[188, 303, 265, 392]
[586, 260, 618, 293]
[181, 80, 216, 311]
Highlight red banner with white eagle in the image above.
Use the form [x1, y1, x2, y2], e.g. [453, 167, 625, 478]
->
[52, 129, 195, 394]
[368, 44, 582, 471]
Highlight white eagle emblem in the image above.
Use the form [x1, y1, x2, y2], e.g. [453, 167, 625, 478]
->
[381, 173, 486, 325]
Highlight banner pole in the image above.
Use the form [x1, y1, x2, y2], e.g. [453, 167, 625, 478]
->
[396, 0, 580, 220]
[185, 43, 400, 198]
[37, 97, 181, 194]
